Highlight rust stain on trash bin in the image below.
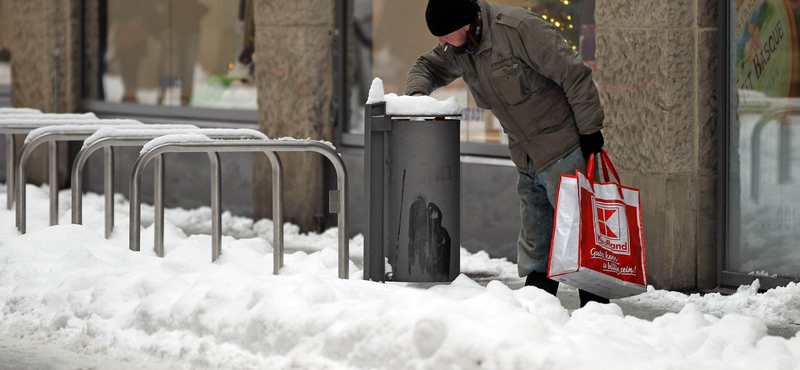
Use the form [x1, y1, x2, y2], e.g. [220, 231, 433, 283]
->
[407, 196, 451, 280]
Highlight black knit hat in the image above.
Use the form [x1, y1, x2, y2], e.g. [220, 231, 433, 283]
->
[425, 0, 479, 37]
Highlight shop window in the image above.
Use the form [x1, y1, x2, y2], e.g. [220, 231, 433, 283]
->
[727, 0, 800, 279]
[350, 0, 596, 145]
[0, 0, 11, 87]
[97, 0, 255, 109]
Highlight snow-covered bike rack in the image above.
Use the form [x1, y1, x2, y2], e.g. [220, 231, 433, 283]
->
[129, 136, 349, 278]
[0, 113, 98, 210]
[15, 121, 144, 233]
[0, 108, 42, 115]
[70, 127, 274, 239]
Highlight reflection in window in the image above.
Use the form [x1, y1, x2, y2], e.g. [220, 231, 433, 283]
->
[730, 0, 800, 278]
[350, 0, 596, 144]
[0, 0, 11, 86]
[103, 0, 255, 109]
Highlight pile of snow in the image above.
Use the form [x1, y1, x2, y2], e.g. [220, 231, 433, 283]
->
[140, 133, 215, 153]
[0, 113, 97, 121]
[140, 133, 332, 153]
[628, 281, 800, 327]
[0, 184, 799, 369]
[0, 107, 41, 115]
[366, 77, 462, 116]
[24, 122, 144, 143]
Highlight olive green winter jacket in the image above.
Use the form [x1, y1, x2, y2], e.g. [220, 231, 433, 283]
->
[405, 0, 604, 173]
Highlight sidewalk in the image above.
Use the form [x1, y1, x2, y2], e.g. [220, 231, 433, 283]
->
[0, 337, 168, 370]
[477, 274, 800, 339]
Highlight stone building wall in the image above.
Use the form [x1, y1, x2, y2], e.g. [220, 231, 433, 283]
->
[9, 0, 81, 186]
[595, 0, 719, 290]
[252, 0, 338, 231]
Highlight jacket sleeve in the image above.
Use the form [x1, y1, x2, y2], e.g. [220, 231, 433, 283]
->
[518, 16, 604, 135]
[404, 45, 463, 96]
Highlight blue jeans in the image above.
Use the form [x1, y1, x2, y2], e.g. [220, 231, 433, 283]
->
[516, 147, 586, 277]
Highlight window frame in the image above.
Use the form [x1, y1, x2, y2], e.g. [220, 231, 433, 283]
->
[717, 0, 799, 290]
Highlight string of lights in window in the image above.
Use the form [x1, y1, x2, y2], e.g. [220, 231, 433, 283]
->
[525, 0, 579, 51]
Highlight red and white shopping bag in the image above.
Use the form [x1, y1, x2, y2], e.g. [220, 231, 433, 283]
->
[547, 150, 647, 299]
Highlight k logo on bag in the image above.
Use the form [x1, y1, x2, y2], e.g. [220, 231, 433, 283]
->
[593, 199, 630, 256]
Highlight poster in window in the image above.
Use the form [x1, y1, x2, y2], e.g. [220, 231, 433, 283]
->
[735, 0, 800, 98]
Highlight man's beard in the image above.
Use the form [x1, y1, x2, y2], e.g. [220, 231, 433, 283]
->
[449, 43, 469, 55]
[450, 27, 480, 55]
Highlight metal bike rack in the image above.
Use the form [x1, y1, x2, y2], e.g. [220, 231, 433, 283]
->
[70, 128, 273, 239]
[129, 138, 349, 278]
[0, 113, 98, 210]
[15, 121, 142, 233]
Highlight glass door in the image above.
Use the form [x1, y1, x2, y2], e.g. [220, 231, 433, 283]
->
[725, 0, 800, 285]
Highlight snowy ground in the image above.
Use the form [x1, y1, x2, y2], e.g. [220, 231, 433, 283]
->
[1, 184, 800, 369]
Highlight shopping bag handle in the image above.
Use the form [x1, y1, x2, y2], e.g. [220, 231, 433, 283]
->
[601, 150, 621, 184]
[587, 150, 622, 185]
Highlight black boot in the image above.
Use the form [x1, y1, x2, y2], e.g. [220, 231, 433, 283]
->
[578, 289, 609, 307]
[525, 271, 559, 296]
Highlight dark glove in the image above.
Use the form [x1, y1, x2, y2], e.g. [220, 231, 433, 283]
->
[579, 131, 604, 160]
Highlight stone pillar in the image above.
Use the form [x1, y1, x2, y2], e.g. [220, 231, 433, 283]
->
[9, 0, 81, 186]
[252, 0, 336, 231]
[595, 0, 718, 291]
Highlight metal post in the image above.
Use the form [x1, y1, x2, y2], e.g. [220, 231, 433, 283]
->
[6, 134, 14, 210]
[48, 141, 58, 226]
[268, 151, 284, 274]
[104, 146, 114, 238]
[364, 103, 390, 281]
[16, 149, 27, 232]
[334, 153, 348, 279]
[154, 154, 165, 257]
[129, 154, 145, 251]
[71, 156, 83, 224]
[209, 152, 222, 261]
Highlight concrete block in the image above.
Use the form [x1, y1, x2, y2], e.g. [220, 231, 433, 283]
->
[255, 0, 333, 26]
[621, 172, 666, 288]
[664, 174, 698, 290]
[621, 172, 697, 290]
[698, 0, 718, 29]
[595, 0, 693, 28]
[9, 0, 80, 113]
[696, 175, 718, 289]
[698, 29, 718, 175]
[255, 25, 334, 139]
[253, 1, 337, 231]
[596, 29, 696, 174]
[10, 0, 54, 111]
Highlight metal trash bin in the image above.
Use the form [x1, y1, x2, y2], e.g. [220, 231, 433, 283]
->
[364, 101, 460, 282]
